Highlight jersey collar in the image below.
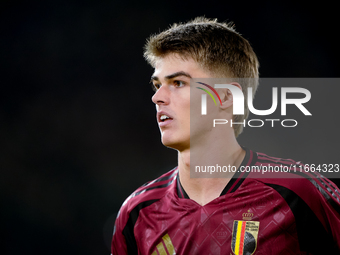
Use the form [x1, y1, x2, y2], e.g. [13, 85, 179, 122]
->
[176, 147, 257, 199]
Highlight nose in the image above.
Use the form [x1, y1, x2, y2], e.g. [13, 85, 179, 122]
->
[152, 85, 170, 105]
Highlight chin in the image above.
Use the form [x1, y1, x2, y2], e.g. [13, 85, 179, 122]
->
[161, 136, 189, 151]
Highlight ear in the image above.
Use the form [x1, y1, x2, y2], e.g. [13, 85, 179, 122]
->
[219, 82, 242, 110]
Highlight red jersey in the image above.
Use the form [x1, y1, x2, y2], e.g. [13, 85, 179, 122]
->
[111, 148, 340, 254]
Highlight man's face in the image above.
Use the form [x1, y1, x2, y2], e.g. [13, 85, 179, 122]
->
[151, 54, 212, 151]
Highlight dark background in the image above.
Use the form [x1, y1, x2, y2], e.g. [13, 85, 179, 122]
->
[1, 1, 339, 254]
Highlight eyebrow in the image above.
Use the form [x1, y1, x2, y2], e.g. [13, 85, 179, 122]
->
[150, 71, 192, 82]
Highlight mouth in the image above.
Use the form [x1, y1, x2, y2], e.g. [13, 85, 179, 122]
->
[157, 112, 174, 126]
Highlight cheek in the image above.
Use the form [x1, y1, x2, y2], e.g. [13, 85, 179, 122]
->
[176, 102, 190, 127]
[178, 89, 191, 116]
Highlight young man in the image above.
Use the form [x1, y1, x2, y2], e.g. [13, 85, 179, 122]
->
[111, 17, 340, 254]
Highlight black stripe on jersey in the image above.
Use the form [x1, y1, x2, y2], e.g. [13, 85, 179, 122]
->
[226, 171, 248, 194]
[265, 183, 339, 254]
[132, 176, 176, 198]
[324, 178, 340, 202]
[140, 168, 178, 188]
[257, 154, 296, 164]
[231, 221, 238, 251]
[255, 154, 340, 208]
[309, 178, 340, 215]
[255, 158, 295, 166]
[294, 169, 340, 204]
[123, 199, 159, 255]
[221, 148, 257, 195]
[220, 169, 243, 196]
[257, 157, 325, 183]
[264, 164, 340, 214]
[256, 157, 333, 195]
[128, 170, 176, 201]
[313, 175, 340, 203]
[176, 173, 190, 199]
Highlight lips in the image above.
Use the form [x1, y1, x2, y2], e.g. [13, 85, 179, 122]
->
[157, 111, 174, 127]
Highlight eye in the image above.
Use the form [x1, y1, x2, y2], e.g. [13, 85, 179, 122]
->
[173, 80, 185, 88]
[152, 83, 161, 91]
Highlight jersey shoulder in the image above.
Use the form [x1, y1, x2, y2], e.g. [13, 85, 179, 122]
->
[112, 168, 178, 254]
[250, 151, 340, 253]
[255, 151, 299, 166]
[119, 167, 178, 216]
[252, 151, 340, 212]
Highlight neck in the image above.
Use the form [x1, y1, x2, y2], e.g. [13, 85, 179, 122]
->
[177, 128, 245, 206]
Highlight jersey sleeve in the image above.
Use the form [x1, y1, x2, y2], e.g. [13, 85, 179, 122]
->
[111, 191, 160, 254]
[111, 207, 128, 255]
[313, 177, 340, 249]
[110, 168, 177, 254]
[111, 195, 138, 255]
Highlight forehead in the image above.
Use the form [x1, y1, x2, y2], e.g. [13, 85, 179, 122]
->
[152, 54, 211, 79]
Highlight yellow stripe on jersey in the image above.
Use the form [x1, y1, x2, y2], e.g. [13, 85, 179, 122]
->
[156, 241, 167, 255]
[235, 220, 243, 255]
[162, 233, 175, 255]
[151, 233, 176, 255]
